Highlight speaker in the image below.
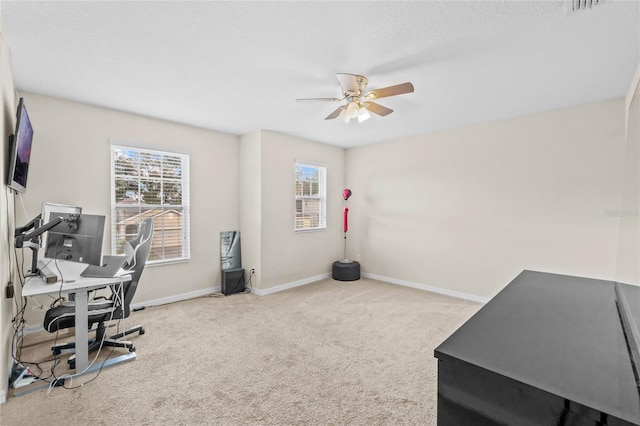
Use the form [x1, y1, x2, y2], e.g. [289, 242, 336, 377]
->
[222, 268, 245, 295]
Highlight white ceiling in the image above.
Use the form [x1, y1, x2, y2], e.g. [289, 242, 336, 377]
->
[1, 1, 638, 148]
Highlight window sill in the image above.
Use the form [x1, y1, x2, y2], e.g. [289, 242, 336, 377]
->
[295, 228, 326, 234]
[146, 257, 190, 267]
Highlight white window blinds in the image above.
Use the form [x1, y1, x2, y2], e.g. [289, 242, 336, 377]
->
[295, 162, 326, 231]
[111, 144, 190, 263]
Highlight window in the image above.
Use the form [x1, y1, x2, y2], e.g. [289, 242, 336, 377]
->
[111, 144, 190, 263]
[295, 162, 326, 231]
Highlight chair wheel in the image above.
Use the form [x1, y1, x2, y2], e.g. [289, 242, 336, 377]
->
[139, 328, 145, 335]
[68, 360, 75, 370]
[52, 348, 61, 356]
[129, 345, 136, 353]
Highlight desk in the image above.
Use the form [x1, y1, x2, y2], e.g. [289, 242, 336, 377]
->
[434, 270, 640, 425]
[22, 260, 132, 372]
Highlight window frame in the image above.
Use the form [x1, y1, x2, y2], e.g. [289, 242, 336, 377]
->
[295, 161, 327, 232]
[110, 143, 190, 265]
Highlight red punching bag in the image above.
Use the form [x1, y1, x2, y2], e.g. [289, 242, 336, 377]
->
[333, 188, 360, 281]
[343, 207, 349, 233]
[343, 188, 351, 233]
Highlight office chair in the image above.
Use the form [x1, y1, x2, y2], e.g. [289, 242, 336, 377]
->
[44, 218, 154, 367]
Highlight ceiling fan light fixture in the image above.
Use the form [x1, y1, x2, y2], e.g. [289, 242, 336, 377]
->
[298, 73, 414, 123]
[357, 106, 371, 123]
[346, 101, 359, 119]
[339, 108, 350, 123]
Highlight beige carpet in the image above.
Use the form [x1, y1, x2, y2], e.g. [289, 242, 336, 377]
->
[0, 278, 481, 425]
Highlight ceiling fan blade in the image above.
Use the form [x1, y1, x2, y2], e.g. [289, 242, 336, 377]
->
[296, 97, 342, 102]
[365, 102, 394, 117]
[366, 82, 414, 100]
[336, 73, 359, 94]
[325, 106, 345, 120]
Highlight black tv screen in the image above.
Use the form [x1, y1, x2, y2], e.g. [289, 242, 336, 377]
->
[7, 98, 33, 192]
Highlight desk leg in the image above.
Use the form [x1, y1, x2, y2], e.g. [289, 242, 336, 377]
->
[74, 290, 89, 372]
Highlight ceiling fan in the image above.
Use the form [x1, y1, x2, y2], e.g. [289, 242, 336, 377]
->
[296, 73, 415, 123]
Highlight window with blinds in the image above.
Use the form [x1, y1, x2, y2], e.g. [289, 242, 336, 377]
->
[111, 144, 190, 263]
[295, 162, 326, 231]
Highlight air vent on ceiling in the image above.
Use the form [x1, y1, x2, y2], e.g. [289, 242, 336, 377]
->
[569, 0, 601, 12]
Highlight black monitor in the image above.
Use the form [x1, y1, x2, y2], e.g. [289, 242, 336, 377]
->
[7, 98, 34, 193]
[45, 214, 105, 266]
[41, 202, 82, 250]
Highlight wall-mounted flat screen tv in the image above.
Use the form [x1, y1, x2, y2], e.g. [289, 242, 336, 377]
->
[7, 98, 34, 193]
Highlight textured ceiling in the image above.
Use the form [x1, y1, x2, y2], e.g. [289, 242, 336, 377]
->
[1, 1, 639, 148]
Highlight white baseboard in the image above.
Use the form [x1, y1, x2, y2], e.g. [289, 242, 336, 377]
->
[15, 275, 484, 318]
[15, 287, 222, 337]
[19, 324, 45, 336]
[361, 272, 490, 304]
[252, 273, 331, 296]
[131, 286, 220, 309]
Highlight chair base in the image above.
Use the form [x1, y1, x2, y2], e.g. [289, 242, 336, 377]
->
[52, 322, 145, 368]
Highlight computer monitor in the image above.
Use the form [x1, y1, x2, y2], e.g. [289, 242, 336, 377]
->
[41, 202, 82, 249]
[7, 98, 34, 193]
[45, 213, 105, 266]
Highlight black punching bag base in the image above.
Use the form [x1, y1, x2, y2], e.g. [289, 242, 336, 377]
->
[332, 260, 361, 281]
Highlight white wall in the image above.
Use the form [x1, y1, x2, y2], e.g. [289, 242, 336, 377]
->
[16, 93, 239, 312]
[0, 13, 19, 403]
[346, 98, 626, 299]
[616, 63, 640, 285]
[239, 131, 262, 288]
[255, 130, 345, 290]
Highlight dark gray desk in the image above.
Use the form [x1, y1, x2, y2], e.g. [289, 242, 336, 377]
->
[434, 270, 640, 425]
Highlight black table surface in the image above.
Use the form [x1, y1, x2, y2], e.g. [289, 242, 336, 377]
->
[434, 270, 640, 424]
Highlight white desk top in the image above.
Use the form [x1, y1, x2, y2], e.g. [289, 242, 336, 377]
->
[22, 259, 132, 297]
